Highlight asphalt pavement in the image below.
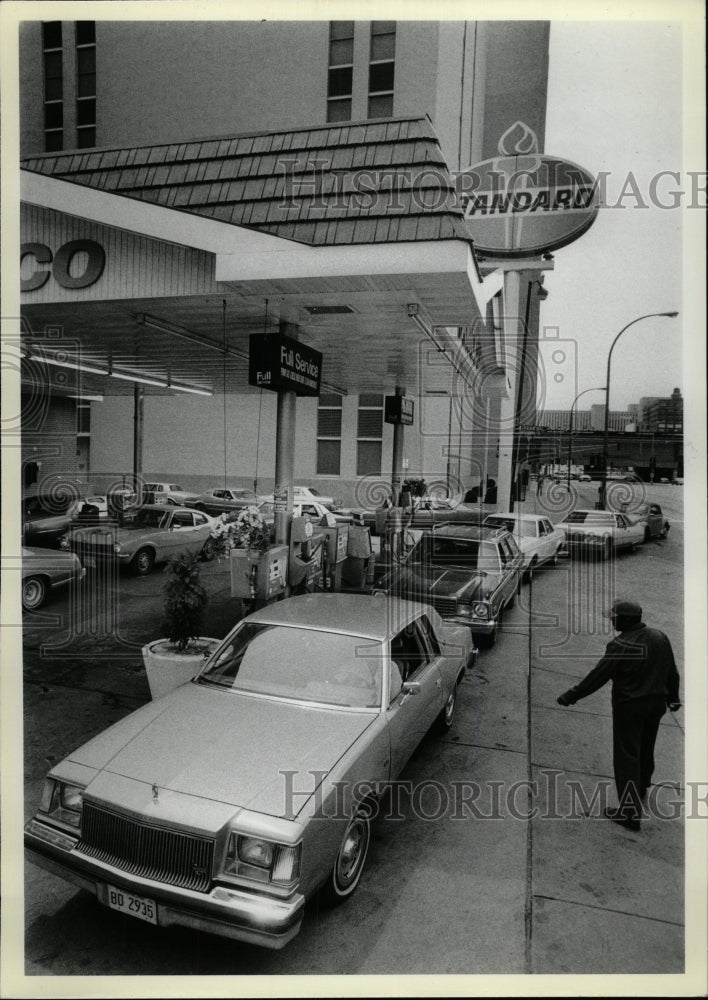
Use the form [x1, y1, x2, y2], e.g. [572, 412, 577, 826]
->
[16, 481, 687, 979]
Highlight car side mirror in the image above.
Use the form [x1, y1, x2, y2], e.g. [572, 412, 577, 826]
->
[401, 680, 421, 696]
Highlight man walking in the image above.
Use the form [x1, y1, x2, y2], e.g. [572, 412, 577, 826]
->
[557, 599, 681, 831]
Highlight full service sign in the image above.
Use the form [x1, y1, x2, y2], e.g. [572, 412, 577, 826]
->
[248, 333, 322, 397]
[458, 122, 599, 258]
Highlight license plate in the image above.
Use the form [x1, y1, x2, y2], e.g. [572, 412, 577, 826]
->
[84, 556, 96, 569]
[105, 884, 157, 925]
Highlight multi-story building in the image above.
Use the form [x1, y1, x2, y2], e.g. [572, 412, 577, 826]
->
[17, 19, 551, 505]
[639, 388, 683, 433]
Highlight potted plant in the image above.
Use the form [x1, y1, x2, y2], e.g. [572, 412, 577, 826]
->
[141, 552, 219, 700]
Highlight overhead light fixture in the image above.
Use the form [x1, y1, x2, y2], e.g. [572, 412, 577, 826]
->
[28, 353, 109, 377]
[305, 305, 356, 316]
[67, 394, 104, 402]
[406, 303, 447, 353]
[136, 312, 249, 362]
[109, 370, 170, 388]
[27, 348, 212, 396]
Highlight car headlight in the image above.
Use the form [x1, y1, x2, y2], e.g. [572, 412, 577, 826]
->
[113, 543, 122, 553]
[58, 535, 70, 550]
[222, 833, 301, 887]
[472, 602, 489, 618]
[585, 533, 604, 544]
[39, 778, 84, 829]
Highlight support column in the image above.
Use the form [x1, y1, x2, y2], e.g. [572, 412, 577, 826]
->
[274, 322, 298, 547]
[391, 386, 405, 505]
[497, 269, 523, 511]
[132, 385, 144, 490]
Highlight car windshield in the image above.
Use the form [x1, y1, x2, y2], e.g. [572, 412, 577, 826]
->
[485, 517, 536, 538]
[407, 534, 498, 569]
[564, 512, 616, 526]
[124, 509, 169, 529]
[306, 488, 320, 496]
[197, 623, 383, 708]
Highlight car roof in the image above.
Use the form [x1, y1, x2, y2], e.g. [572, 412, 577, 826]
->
[430, 523, 507, 540]
[246, 593, 430, 640]
[486, 512, 546, 523]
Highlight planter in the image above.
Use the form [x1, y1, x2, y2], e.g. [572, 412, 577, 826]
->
[142, 636, 220, 701]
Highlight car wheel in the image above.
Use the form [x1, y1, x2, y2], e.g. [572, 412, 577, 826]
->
[433, 682, 458, 734]
[131, 547, 155, 576]
[507, 582, 517, 609]
[644, 527, 651, 543]
[201, 537, 215, 561]
[320, 802, 372, 906]
[526, 557, 538, 583]
[479, 612, 500, 648]
[22, 576, 47, 610]
[552, 547, 561, 566]
[195, 504, 207, 513]
[660, 524, 670, 538]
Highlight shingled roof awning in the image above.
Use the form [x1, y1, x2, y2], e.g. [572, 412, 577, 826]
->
[21, 116, 470, 248]
[20, 117, 502, 397]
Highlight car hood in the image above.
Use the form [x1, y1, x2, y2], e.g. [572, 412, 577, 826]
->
[386, 562, 489, 600]
[68, 683, 376, 817]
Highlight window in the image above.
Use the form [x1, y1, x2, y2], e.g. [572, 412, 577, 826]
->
[76, 401, 91, 435]
[42, 21, 63, 151]
[327, 21, 354, 123]
[368, 21, 395, 118]
[75, 21, 96, 148]
[317, 392, 342, 475]
[356, 393, 383, 476]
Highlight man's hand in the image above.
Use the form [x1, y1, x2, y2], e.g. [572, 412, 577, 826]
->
[557, 692, 575, 707]
[668, 701, 682, 712]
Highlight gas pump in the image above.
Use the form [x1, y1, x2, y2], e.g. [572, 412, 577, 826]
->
[289, 516, 324, 592]
[314, 519, 349, 590]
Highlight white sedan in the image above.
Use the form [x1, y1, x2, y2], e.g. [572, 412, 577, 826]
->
[483, 513, 565, 578]
[559, 509, 645, 559]
[257, 500, 351, 526]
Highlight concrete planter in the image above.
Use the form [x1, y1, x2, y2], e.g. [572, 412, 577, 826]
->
[141, 637, 220, 701]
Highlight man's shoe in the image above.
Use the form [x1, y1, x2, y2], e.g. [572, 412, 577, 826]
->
[603, 807, 640, 832]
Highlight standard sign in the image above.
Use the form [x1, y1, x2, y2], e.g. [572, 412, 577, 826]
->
[248, 333, 322, 397]
[459, 154, 599, 257]
[385, 395, 414, 425]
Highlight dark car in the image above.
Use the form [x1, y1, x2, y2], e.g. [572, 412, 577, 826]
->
[348, 495, 483, 536]
[378, 523, 523, 646]
[185, 488, 259, 516]
[629, 502, 670, 541]
[22, 492, 84, 548]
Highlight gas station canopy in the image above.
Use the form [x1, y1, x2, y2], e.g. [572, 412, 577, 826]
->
[20, 117, 502, 398]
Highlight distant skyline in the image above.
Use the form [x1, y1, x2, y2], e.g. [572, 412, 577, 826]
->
[539, 19, 684, 412]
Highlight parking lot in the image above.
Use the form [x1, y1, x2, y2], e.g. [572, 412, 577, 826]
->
[18, 483, 685, 975]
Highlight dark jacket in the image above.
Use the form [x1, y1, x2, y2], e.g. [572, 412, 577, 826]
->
[563, 623, 680, 707]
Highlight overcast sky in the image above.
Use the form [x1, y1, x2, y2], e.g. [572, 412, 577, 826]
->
[539, 19, 684, 412]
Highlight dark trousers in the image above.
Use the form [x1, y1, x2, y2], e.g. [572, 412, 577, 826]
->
[612, 696, 666, 820]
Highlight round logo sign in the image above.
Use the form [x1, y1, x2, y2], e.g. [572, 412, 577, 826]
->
[456, 122, 599, 258]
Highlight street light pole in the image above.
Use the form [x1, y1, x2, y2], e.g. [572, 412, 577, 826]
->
[600, 311, 679, 509]
[566, 386, 605, 493]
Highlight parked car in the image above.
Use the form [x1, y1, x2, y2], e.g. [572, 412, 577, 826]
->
[378, 523, 523, 646]
[22, 546, 85, 610]
[559, 509, 645, 559]
[347, 495, 482, 535]
[142, 482, 199, 505]
[257, 499, 352, 526]
[483, 513, 565, 578]
[59, 504, 217, 575]
[292, 486, 341, 510]
[578, 474, 592, 482]
[184, 488, 258, 516]
[22, 491, 86, 548]
[24, 594, 475, 949]
[672, 477, 684, 486]
[628, 503, 670, 541]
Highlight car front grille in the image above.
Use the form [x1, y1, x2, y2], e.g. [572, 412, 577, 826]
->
[428, 595, 458, 616]
[78, 802, 214, 893]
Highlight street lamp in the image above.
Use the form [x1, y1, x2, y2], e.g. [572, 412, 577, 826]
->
[600, 311, 679, 508]
[566, 387, 605, 493]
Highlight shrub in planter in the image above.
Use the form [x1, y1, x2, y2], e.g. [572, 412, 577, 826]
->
[162, 552, 209, 651]
[402, 478, 427, 498]
[142, 553, 218, 700]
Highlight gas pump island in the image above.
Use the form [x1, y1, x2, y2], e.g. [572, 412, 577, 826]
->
[237, 328, 372, 607]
